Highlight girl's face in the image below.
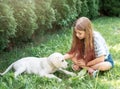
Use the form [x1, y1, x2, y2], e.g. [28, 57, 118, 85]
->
[75, 29, 85, 40]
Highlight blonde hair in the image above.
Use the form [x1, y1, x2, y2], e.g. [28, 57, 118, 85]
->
[68, 17, 95, 63]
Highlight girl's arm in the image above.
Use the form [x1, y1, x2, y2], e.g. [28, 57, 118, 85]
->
[65, 53, 86, 66]
[87, 55, 105, 66]
[64, 53, 74, 60]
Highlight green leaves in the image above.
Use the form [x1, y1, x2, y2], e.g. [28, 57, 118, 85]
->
[0, 3, 16, 50]
[78, 69, 87, 77]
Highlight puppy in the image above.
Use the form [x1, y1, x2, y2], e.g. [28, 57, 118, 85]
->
[0, 52, 76, 81]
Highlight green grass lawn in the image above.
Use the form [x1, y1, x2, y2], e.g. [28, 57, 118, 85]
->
[0, 17, 120, 89]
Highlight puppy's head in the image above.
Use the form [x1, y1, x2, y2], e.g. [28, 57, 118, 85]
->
[48, 52, 68, 69]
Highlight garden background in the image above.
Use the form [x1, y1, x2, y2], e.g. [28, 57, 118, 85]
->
[0, 0, 120, 89]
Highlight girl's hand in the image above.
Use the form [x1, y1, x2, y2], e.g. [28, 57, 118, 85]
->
[76, 59, 86, 67]
[64, 53, 74, 60]
[72, 58, 86, 67]
[72, 64, 81, 71]
[71, 57, 78, 64]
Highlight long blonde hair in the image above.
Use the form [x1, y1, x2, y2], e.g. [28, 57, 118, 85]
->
[68, 17, 95, 63]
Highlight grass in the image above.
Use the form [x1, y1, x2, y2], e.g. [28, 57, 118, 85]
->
[0, 17, 120, 89]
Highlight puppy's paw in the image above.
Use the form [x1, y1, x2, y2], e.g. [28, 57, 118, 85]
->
[69, 72, 77, 76]
[0, 73, 3, 77]
[58, 78, 62, 82]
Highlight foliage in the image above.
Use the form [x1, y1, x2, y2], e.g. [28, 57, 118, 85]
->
[78, 0, 89, 17]
[66, 0, 78, 23]
[87, 0, 99, 18]
[34, 0, 55, 34]
[52, 0, 78, 28]
[77, 0, 100, 18]
[0, 3, 16, 51]
[9, 0, 38, 42]
[100, 0, 120, 17]
[52, 0, 70, 27]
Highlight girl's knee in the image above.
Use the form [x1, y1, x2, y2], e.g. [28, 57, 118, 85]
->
[98, 65, 112, 71]
[92, 62, 112, 71]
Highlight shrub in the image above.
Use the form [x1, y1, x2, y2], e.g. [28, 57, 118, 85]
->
[76, 0, 82, 17]
[52, 0, 75, 28]
[9, 0, 38, 42]
[100, 0, 120, 17]
[78, 0, 89, 17]
[87, 0, 99, 18]
[76, 0, 100, 19]
[66, 0, 78, 25]
[0, 3, 16, 51]
[34, 0, 55, 34]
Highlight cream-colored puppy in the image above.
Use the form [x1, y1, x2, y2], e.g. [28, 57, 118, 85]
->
[0, 52, 76, 81]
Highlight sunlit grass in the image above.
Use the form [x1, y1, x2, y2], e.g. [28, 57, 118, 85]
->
[109, 43, 120, 52]
[0, 17, 120, 89]
[100, 79, 120, 89]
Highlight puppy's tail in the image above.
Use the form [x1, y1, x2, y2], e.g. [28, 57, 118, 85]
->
[0, 63, 14, 76]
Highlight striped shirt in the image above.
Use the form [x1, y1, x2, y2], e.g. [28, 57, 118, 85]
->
[93, 31, 109, 59]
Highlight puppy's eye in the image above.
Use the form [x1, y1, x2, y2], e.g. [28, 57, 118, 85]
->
[61, 60, 64, 62]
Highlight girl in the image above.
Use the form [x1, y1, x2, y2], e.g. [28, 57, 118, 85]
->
[64, 17, 114, 77]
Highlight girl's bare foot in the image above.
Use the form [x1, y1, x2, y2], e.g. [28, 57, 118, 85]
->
[87, 68, 95, 76]
[87, 68, 99, 77]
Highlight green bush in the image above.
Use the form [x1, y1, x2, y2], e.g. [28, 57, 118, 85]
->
[76, 0, 82, 16]
[0, 3, 16, 51]
[77, 0, 99, 19]
[52, 0, 77, 28]
[9, 0, 38, 42]
[34, 0, 55, 34]
[77, 0, 89, 17]
[87, 0, 99, 18]
[100, 0, 120, 17]
[66, 0, 78, 25]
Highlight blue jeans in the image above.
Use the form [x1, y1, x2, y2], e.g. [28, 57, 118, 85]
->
[105, 54, 114, 67]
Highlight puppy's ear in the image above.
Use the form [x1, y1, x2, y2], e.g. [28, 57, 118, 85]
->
[49, 57, 62, 68]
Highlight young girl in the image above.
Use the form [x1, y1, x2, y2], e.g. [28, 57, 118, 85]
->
[64, 17, 114, 77]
